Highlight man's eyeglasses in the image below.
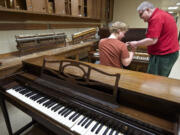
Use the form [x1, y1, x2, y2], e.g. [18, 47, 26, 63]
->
[139, 10, 145, 18]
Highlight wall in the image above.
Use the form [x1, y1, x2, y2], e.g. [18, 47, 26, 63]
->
[113, 0, 161, 28]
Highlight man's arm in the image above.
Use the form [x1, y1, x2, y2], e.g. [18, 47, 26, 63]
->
[121, 51, 134, 67]
[128, 38, 158, 47]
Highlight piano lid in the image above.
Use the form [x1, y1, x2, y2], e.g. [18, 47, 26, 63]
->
[23, 56, 180, 105]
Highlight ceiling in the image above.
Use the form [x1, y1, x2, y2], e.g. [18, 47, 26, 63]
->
[159, 0, 180, 12]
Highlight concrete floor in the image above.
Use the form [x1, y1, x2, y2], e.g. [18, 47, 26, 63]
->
[0, 51, 180, 135]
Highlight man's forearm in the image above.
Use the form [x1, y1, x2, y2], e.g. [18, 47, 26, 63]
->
[136, 38, 157, 47]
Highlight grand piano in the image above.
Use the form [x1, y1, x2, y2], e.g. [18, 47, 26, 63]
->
[0, 56, 180, 135]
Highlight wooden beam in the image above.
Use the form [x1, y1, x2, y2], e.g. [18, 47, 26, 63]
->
[0, 23, 100, 30]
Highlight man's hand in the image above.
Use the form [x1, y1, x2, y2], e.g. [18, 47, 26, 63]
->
[128, 41, 139, 47]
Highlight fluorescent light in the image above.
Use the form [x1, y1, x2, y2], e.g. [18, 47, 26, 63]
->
[168, 11, 174, 14]
[176, 2, 180, 6]
[168, 6, 178, 10]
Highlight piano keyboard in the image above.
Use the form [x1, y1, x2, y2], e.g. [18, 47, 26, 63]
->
[6, 86, 124, 135]
[133, 55, 149, 61]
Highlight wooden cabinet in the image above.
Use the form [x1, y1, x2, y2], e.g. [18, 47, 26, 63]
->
[54, 0, 65, 15]
[71, 0, 85, 17]
[71, 0, 79, 16]
[100, 0, 114, 21]
[87, 0, 114, 21]
[0, 0, 113, 22]
[26, 0, 47, 13]
[26, 0, 33, 11]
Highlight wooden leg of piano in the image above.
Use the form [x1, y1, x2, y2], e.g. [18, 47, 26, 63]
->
[0, 97, 13, 135]
[177, 116, 180, 135]
[0, 96, 35, 135]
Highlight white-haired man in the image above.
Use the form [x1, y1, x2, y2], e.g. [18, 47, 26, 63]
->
[129, 1, 179, 77]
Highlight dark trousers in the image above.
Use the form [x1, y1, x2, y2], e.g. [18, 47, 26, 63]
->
[147, 51, 179, 77]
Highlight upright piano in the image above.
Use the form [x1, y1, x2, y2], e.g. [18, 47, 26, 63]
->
[123, 28, 149, 72]
[0, 57, 180, 135]
[98, 28, 149, 72]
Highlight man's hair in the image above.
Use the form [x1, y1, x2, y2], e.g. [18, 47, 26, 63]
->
[109, 21, 128, 34]
[137, 1, 154, 11]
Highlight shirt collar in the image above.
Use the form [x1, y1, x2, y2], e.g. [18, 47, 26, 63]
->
[148, 8, 159, 22]
[108, 34, 117, 39]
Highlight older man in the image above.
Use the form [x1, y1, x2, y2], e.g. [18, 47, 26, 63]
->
[129, 1, 179, 77]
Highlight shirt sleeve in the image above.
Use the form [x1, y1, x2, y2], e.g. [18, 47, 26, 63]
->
[146, 16, 163, 38]
[121, 43, 129, 59]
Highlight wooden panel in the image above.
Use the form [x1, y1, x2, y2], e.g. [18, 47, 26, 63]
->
[79, 0, 84, 16]
[0, 23, 100, 30]
[101, 0, 106, 20]
[0, 23, 48, 30]
[31, 0, 47, 13]
[0, 0, 6, 7]
[50, 23, 100, 29]
[65, 0, 71, 15]
[26, 0, 33, 11]
[0, 8, 101, 22]
[96, 0, 101, 19]
[54, 0, 65, 14]
[87, 0, 92, 18]
[71, 0, 79, 16]
[14, 0, 26, 10]
[109, 0, 114, 21]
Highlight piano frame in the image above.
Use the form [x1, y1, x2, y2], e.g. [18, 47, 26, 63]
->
[0, 57, 180, 135]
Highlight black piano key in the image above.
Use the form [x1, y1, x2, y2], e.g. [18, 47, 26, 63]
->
[72, 113, 81, 122]
[51, 104, 59, 110]
[54, 105, 64, 112]
[95, 123, 103, 134]
[58, 107, 67, 114]
[14, 86, 23, 92]
[53, 105, 62, 112]
[28, 93, 37, 98]
[43, 100, 52, 106]
[69, 112, 78, 120]
[61, 108, 70, 116]
[115, 131, 118, 135]
[33, 95, 43, 101]
[35, 97, 45, 102]
[25, 92, 36, 97]
[64, 110, 73, 117]
[45, 100, 54, 107]
[42, 99, 51, 105]
[109, 128, 114, 135]
[103, 127, 109, 135]
[78, 116, 86, 125]
[30, 94, 38, 100]
[91, 122, 99, 132]
[19, 89, 29, 94]
[81, 117, 89, 127]
[38, 97, 48, 104]
[31, 94, 40, 99]
[24, 91, 33, 96]
[47, 102, 56, 108]
[85, 119, 93, 128]
[19, 89, 27, 94]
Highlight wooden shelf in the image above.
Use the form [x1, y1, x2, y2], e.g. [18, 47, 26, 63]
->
[0, 7, 101, 22]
